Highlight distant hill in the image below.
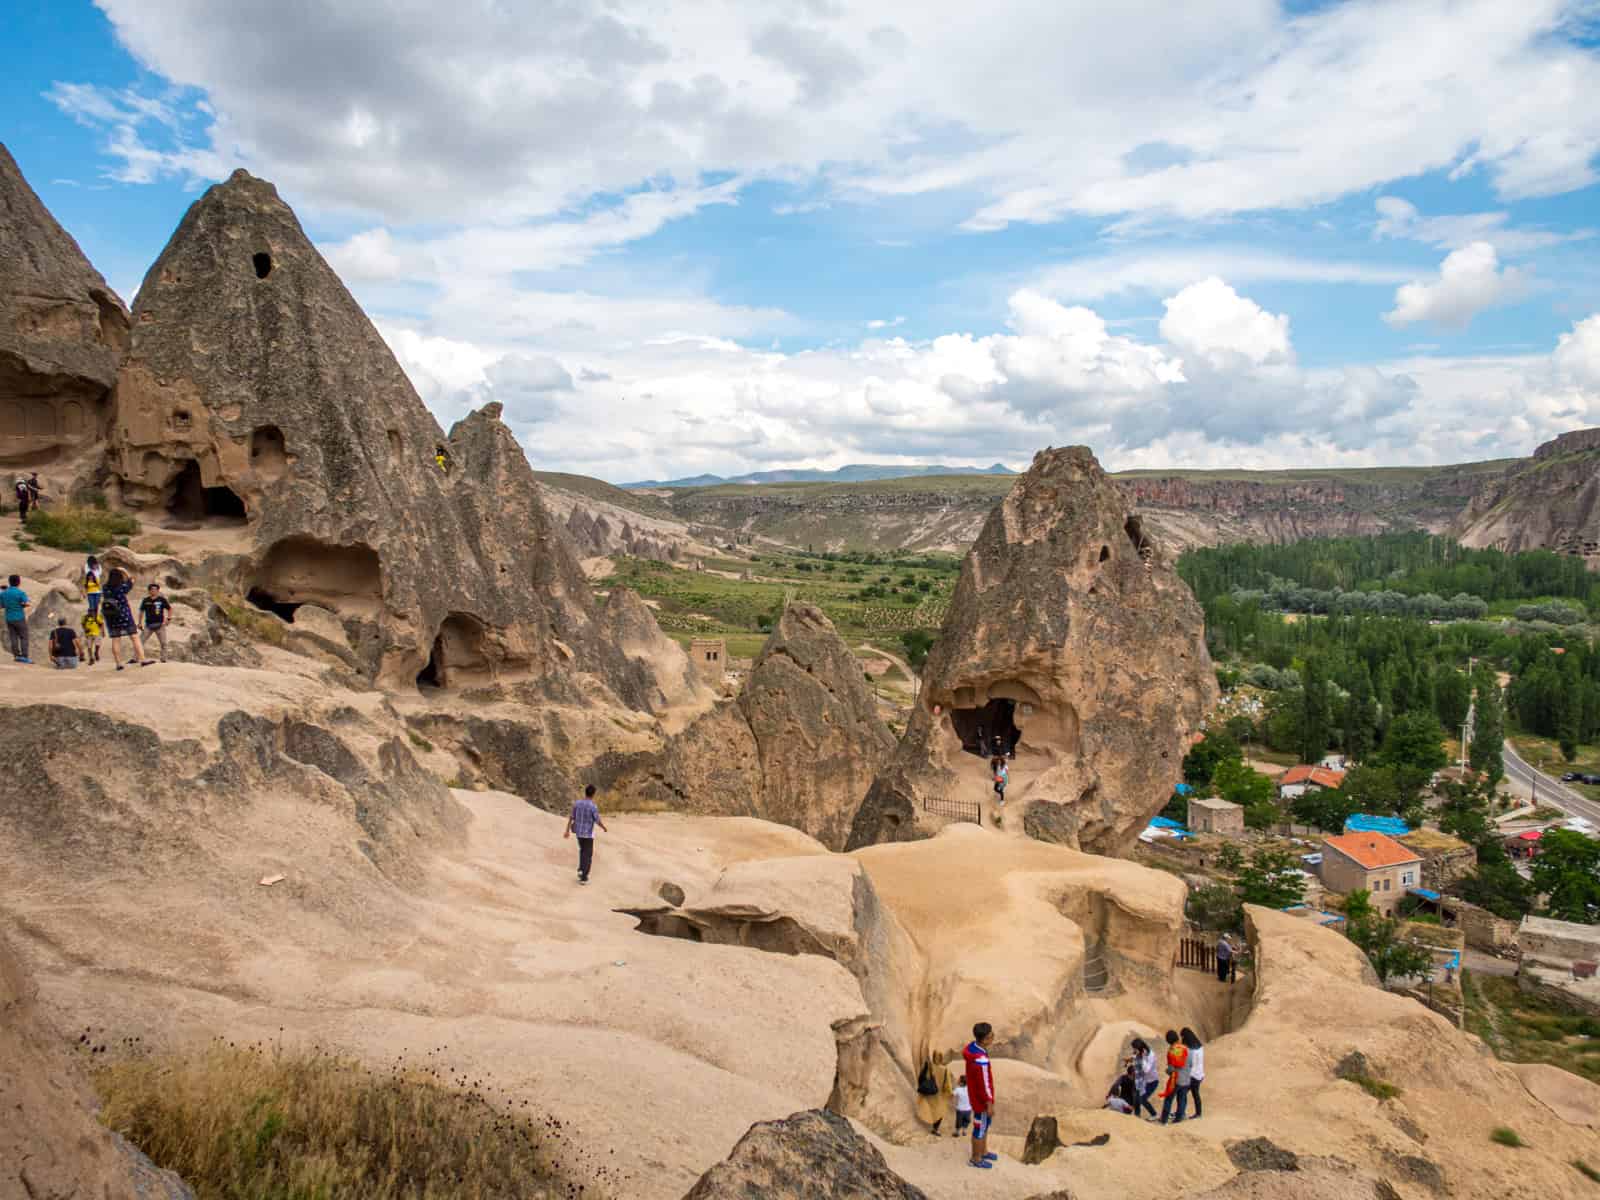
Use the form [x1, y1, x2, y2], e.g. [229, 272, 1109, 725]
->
[622, 463, 1015, 488]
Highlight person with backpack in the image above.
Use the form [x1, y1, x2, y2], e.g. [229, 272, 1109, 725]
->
[963, 1022, 998, 1169]
[3, 574, 32, 663]
[79, 608, 103, 666]
[13, 477, 32, 521]
[139, 582, 175, 662]
[48, 617, 83, 669]
[82, 555, 103, 616]
[102, 567, 153, 670]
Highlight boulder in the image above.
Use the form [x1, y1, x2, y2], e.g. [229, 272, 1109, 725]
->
[848, 446, 1215, 854]
[605, 603, 895, 849]
[1021, 1115, 1063, 1164]
[1, 931, 194, 1200]
[0, 141, 130, 494]
[681, 1109, 927, 1200]
[104, 169, 690, 710]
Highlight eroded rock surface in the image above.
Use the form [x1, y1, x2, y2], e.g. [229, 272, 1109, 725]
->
[1454, 427, 1600, 568]
[849, 446, 1216, 854]
[605, 602, 894, 849]
[0, 141, 129, 488]
[681, 1109, 927, 1200]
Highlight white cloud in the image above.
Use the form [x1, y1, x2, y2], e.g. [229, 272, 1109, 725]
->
[1383, 242, 1529, 329]
[324, 227, 409, 282]
[1159, 278, 1291, 369]
[64, 0, 1600, 228]
[1555, 314, 1600, 388]
[1372, 195, 1589, 253]
[1031, 248, 1412, 301]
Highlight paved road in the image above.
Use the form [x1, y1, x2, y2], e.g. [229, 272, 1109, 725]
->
[1502, 740, 1600, 827]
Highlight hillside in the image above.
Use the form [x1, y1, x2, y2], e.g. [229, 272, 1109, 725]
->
[1454, 428, 1600, 566]
[623, 462, 1015, 488]
[584, 458, 1518, 554]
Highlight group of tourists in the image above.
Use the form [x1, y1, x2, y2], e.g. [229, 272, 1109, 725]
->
[3, 554, 175, 670]
[1105, 1028, 1207, 1123]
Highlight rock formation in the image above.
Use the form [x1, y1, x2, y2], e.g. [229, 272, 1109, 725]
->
[99, 168, 695, 708]
[602, 602, 895, 849]
[1454, 427, 1600, 568]
[2, 931, 194, 1200]
[0, 142, 129, 491]
[848, 446, 1216, 854]
[680, 1109, 926, 1200]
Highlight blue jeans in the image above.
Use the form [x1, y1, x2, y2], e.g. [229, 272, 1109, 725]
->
[1136, 1079, 1158, 1117]
[1160, 1082, 1189, 1123]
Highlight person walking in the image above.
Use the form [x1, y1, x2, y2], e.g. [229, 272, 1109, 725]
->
[139, 582, 174, 663]
[2, 574, 31, 663]
[1180, 1028, 1205, 1120]
[952, 1074, 972, 1138]
[1159, 1029, 1192, 1124]
[79, 608, 103, 666]
[26, 473, 41, 511]
[102, 567, 153, 670]
[1216, 933, 1235, 983]
[564, 783, 607, 884]
[14, 477, 32, 522]
[963, 1022, 998, 1169]
[82, 555, 103, 617]
[1130, 1037, 1160, 1118]
[48, 617, 83, 669]
[991, 756, 1008, 822]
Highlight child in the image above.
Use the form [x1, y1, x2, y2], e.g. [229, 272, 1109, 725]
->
[991, 756, 1008, 821]
[952, 1074, 971, 1137]
[80, 609, 103, 665]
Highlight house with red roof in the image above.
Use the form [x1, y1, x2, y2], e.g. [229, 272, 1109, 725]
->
[1320, 831, 1423, 913]
[1277, 764, 1347, 800]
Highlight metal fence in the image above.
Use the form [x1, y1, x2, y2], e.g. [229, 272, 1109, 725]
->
[922, 789, 981, 824]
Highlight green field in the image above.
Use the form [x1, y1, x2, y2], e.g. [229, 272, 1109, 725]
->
[604, 549, 959, 649]
[1464, 971, 1600, 1084]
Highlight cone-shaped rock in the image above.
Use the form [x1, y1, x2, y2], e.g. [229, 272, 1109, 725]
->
[0, 142, 129, 481]
[848, 446, 1216, 853]
[604, 602, 895, 849]
[108, 169, 681, 707]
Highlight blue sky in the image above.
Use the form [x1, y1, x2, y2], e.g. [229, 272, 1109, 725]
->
[6, 0, 1600, 481]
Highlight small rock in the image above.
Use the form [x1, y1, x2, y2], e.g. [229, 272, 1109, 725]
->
[1022, 1115, 1063, 1165]
[658, 881, 687, 907]
[258, 874, 285, 887]
[1226, 1137, 1300, 1173]
[1334, 1051, 1374, 1082]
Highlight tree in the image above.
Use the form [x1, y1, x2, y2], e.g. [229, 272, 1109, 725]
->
[1436, 777, 1496, 847]
[1530, 829, 1600, 923]
[1340, 764, 1404, 817]
[1236, 847, 1307, 909]
[1376, 711, 1448, 776]
[1214, 758, 1275, 809]
[1185, 883, 1244, 932]
[1344, 667, 1379, 762]
[1183, 729, 1243, 788]
[899, 629, 935, 671]
[1300, 658, 1334, 763]
[1347, 915, 1436, 985]
[1455, 854, 1535, 920]
[1343, 889, 1375, 923]
[1215, 842, 1245, 873]
[1470, 669, 1505, 786]
[1291, 785, 1361, 833]
[1435, 668, 1471, 734]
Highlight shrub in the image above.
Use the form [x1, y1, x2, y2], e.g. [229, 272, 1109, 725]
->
[407, 731, 434, 754]
[92, 1042, 573, 1198]
[1490, 1127, 1524, 1148]
[23, 505, 140, 552]
[209, 590, 287, 646]
[1575, 1159, 1600, 1183]
[1348, 1074, 1399, 1101]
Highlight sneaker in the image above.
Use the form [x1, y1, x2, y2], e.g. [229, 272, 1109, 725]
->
[983, 1153, 998, 1161]
[967, 1161, 992, 1170]
[17, 657, 31, 664]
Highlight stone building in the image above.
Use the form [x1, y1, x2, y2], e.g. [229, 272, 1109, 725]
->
[1518, 914, 1600, 1015]
[1319, 831, 1423, 914]
[1189, 796, 1244, 836]
[690, 637, 727, 686]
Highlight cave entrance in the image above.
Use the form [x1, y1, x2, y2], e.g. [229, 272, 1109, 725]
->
[246, 587, 301, 623]
[166, 459, 247, 523]
[950, 697, 1021, 759]
[249, 537, 382, 616]
[250, 425, 287, 480]
[416, 613, 492, 692]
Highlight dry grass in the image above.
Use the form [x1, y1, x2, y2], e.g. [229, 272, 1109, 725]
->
[91, 1041, 599, 1199]
[23, 504, 140, 552]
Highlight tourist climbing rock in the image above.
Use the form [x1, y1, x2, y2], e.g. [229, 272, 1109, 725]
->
[963, 1022, 997, 1169]
[101, 567, 153, 670]
[138, 582, 174, 663]
[564, 783, 607, 884]
[47, 617, 82, 670]
[2, 573, 30, 663]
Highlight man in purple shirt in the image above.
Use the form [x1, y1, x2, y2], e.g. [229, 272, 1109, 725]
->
[564, 783, 608, 884]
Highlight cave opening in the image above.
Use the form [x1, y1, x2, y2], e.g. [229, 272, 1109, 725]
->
[246, 588, 301, 623]
[416, 635, 444, 689]
[416, 613, 492, 692]
[1124, 515, 1147, 553]
[166, 459, 247, 523]
[249, 537, 382, 615]
[950, 697, 1021, 759]
[250, 424, 287, 479]
[253, 252, 273, 279]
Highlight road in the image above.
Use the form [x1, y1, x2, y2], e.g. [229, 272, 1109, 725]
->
[1501, 740, 1600, 827]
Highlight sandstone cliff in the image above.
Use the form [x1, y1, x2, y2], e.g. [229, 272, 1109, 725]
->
[0, 142, 129, 491]
[1454, 427, 1600, 567]
[97, 168, 690, 710]
[602, 601, 895, 849]
[848, 446, 1216, 854]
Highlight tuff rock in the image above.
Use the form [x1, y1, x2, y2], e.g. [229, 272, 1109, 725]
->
[680, 1109, 926, 1200]
[848, 446, 1216, 854]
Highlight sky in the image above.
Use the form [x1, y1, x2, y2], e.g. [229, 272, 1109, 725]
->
[5, 0, 1600, 483]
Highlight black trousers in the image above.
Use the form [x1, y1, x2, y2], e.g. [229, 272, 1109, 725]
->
[577, 836, 594, 880]
[1189, 1079, 1203, 1117]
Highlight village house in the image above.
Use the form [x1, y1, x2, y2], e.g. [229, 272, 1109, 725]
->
[1318, 831, 1423, 914]
[1278, 764, 1347, 801]
[689, 637, 727, 686]
[1189, 796, 1245, 836]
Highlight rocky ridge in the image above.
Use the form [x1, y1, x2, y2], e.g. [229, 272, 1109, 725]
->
[1454, 427, 1600, 566]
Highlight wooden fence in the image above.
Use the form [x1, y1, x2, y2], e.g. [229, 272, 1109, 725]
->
[922, 789, 981, 825]
[1177, 937, 1218, 973]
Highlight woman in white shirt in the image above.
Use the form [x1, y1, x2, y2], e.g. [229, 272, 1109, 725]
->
[1129, 1038, 1160, 1119]
[1180, 1028, 1205, 1119]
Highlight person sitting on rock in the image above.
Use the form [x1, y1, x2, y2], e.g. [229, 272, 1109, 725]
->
[102, 567, 154, 670]
[1105, 1064, 1139, 1114]
[48, 617, 83, 670]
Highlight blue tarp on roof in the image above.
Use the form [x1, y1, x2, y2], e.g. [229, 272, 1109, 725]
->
[1409, 887, 1442, 902]
[1173, 783, 1195, 796]
[1344, 814, 1411, 836]
[1150, 816, 1188, 831]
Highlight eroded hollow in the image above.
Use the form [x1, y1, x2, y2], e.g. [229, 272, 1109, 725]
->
[250, 425, 287, 480]
[416, 612, 492, 691]
[950, 697, 1021, 758]
[166, 459, 247, 522]
[249, 537, 381, 616]
[1124, 515, 1147, 553]
[253, 252, 273, 279]
[246, 587, 301, 623]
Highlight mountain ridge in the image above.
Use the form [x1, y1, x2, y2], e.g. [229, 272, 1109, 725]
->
[622, 462, 1015, 488]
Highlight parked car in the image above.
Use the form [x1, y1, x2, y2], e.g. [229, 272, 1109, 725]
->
[1580, 774, 1600, 786]
[1562, 772, 1582, 782]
